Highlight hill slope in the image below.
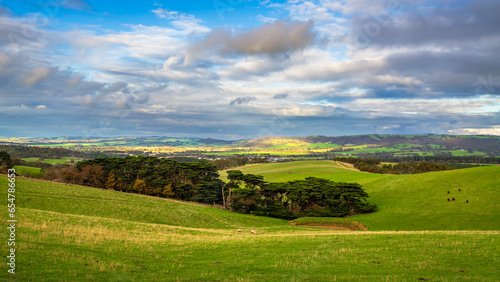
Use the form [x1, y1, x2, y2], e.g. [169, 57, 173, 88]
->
[0, 177, 289, 231]
[223, 161, 500, 231]
[0, 174, 498, 280]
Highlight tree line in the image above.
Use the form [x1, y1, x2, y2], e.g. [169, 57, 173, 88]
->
[73, 156, 224, 204]
[334, 157, 455, 174]
[209, 155, 268, 171]
[0, 145, 102, 159]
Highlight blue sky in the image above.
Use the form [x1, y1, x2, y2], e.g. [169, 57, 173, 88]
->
[0, 0, 499, 139]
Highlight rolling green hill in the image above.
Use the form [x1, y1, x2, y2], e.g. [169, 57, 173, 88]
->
[0, 165, 498, 280]
[12, 166, 41, 175]
[222, 161, 500, 231]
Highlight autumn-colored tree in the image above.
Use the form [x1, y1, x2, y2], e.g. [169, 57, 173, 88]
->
[105, 172, 117, 190]
[61, 166, 81, 184]
[80, 165, 106, 188]
[162, 183, 175, 197]
[133, 179, 147, 194]
[116, 178, 127, 192]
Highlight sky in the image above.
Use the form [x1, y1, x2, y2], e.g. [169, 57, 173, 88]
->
[0, 0, 499, 139]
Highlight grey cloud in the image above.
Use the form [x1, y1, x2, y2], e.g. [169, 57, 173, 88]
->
[229, 96, 257, 105]
[0, 14, 47, 49]
[187, 20, 316, 60]
[59, 0, 91, 11]
[82, 94, 97, 108]
[351, 0, 500, 47]
[284, 1, 500, 100]
[273, 93, 289, 99]
[99, 81, 128, 96]
[135, 93, 150, 104]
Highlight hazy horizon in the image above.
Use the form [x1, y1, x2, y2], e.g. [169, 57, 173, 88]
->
[2, 133, 499, 141]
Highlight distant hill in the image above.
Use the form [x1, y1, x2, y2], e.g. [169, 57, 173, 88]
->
[238, 134, 499, 150]
[235, 134, 500, 156]
[1, 134, 499, 157]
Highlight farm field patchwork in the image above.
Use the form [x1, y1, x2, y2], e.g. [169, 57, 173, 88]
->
[2, 134, 499, 158]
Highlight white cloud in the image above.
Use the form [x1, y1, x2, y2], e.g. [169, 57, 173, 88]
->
[151, 8, 210, 34]
[382, 124, 400, 130]
[449, 127, 500, 136]
[152, 8, 180, 19]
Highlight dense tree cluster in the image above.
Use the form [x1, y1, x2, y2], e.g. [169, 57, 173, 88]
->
[334, 157, 455, 174]
[380, 155, 500, 164]
[0, 151, 13, 174]
[225, 170, 376, 219]
[0, 145, 102, 159]
[75, 156, 224, 204]
[373, 162, 454, 174]
[210, 155, 268, 171]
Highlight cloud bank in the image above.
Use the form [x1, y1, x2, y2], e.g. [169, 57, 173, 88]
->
[0, 0, 498, 138]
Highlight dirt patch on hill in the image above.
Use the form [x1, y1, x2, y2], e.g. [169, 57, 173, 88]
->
[292, 220, 368, 231]
[299, 223, 360, 231]
[333, 161, 365, 172]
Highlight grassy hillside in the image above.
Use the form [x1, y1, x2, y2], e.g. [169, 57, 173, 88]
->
[0, 177, 287, 231]
[0, 171, 498, 280]
[232, 134, 500, 156]
[12, 165, 42, 177]
[222, 161, 500, 231]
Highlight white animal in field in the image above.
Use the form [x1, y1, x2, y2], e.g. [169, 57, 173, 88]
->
[237, 229, 243, 233]
[250, 230, 257, 235]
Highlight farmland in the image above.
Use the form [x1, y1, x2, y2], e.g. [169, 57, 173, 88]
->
[222, 161, 500, 231]
[0, 161, 498, 280]
[1, 134, 499, 159]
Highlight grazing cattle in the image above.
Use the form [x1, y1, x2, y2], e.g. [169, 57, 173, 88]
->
[447, 199, 450, 202]
[190, 214, 192, 217]
[203, 218, 206, 221]
[447, 191, 450, 194]
[466, 200, 469, 203]
[250, 230, 257, 235]
[237, 229, 243, 233]
[452, 198, 455, 201]
[459, 189, 461, 192]
[210, 220, 213, 223]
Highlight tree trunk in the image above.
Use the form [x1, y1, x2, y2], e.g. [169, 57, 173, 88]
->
[222, 186, 226, 209]
[227, 187, 232, 211]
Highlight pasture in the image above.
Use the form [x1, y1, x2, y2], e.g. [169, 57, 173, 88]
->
[222, 161, 500, 231]
[0, 162, 498, 280]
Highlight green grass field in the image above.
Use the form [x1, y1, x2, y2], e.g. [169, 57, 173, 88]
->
[20, 157, 78, 165]
[20, 158, 39, 162]
[223, 161, 500, 231]
[0, 162, 498, 280]
[12, 166, 42, 176]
